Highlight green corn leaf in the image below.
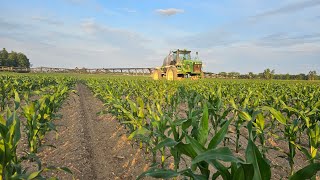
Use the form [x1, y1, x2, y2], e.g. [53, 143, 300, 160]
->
[179, 169, 207, 180]
[262, 106, 287, 125]
[284, 106, 300, 115]
[256, 113, 265, 130]
[176, 142, 197, 158]
[197, 103, 209, 146]
[208, 118, 232, 149]
[212, 171, 221, 180]
[0, 122, 8, 137]
[242, 92, 251, 108]
[238, 111, 252, 121]
[137, 97, 145, 118]
[14, 91, 20, 110]
[0, 115, 5, 125]
[230, 99, 238, 109]
[183, 135, 211, 178]
[289, 163, 320, 180]
[245, 139, 271, 180]
[173, 118, 188, 126]
[192, 147, 241, 164]
[128, 127, 150, 140]
[182, 118, 192, 131]
[45, 166, 73, 174]
[137, 168, 179, 179]
[207, 157, 230, 179]
[27, 170, 43, 180]
[127, 99, 138, 113]
[233, 163, 254, 180]
[185, 134, 206, 154]
[155, 138, 179, 150]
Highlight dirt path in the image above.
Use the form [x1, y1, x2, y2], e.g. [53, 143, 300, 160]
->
[39, 84, 150, 180]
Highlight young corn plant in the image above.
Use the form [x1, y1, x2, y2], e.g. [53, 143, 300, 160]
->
[139, 105, 271, 180]
[0, 92, 73, 180]
[0, 92, 21, 179]
[262, 106, 302, 177]
[0, 77, 13, 111]
[207, 86, 231, 134]
[113, 97, 151, 150]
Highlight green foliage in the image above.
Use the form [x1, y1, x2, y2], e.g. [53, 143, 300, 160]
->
[0, 48, 30, 68]
[85, 77, 320, 180]
[0, 74, 75, 179]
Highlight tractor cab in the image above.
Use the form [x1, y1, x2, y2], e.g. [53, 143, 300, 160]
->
[163, 49, 199, 65]
[173, 50, 191, 63]
[174, 49, 202, 74]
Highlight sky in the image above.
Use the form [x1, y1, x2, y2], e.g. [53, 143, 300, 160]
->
[0, 0, 320, 74]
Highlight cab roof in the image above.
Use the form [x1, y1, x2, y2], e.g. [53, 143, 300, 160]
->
[172, 49, 191, 54]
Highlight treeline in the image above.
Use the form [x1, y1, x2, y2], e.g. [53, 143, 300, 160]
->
[217, 69, 318, 80]
[0, 48, 30, 68]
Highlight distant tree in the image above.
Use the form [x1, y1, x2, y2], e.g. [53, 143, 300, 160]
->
[273, 74, 283, 80]
[0, 48, 9, 66]
[17, 53, 30, 68]
[8, 51, 18, 67]
[263, 68, 275, 79]
[229, 72, 240, 78]
[0, 48, 30, 68]
[248, 72, 254, 79]
[297, 73, 306, 80]
[239, 74, 249, 79]
[285, 73, 290, 80]
[271, 69, 275, 79]
[219, 72, 227, 78]
[308, 71, 317, 80]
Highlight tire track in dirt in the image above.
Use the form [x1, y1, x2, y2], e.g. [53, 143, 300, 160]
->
[40, 84, 151, 180]
[78, 84, 99, 180]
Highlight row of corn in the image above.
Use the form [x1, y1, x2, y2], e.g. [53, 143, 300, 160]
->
[0, 75, 75, 180]
[86, 78, 320, 180]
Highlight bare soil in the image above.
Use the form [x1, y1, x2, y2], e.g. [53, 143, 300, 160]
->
[38, 84, 151, 180]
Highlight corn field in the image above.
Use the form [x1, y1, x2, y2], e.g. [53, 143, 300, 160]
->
[1, 74, 320, 179]
[86, 78, 320, 180]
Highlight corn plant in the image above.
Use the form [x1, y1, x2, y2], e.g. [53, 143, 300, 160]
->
[85, 77, 320, 180]
[0, 92, 21, 179]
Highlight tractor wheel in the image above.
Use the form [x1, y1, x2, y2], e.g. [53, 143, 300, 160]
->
[152, 69, 162, 80]
[166, 67, 178, 81]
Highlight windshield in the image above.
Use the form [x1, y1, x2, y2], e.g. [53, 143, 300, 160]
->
[179, 53, 191, 60]
[172, 51, 192, 61]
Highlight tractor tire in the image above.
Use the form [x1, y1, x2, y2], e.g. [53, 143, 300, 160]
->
[166, 67, 178, 81]
[152, 69, 162, 80]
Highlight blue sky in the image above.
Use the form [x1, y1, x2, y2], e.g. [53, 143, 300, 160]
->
[0, 0, 320, 74]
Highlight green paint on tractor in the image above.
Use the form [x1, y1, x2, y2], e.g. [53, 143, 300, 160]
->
[152, 49, 204, 80]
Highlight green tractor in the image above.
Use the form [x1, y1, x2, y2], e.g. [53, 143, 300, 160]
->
[152, 49, 204, 80]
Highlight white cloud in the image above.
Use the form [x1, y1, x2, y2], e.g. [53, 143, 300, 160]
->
[155, 8, 184, 16]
